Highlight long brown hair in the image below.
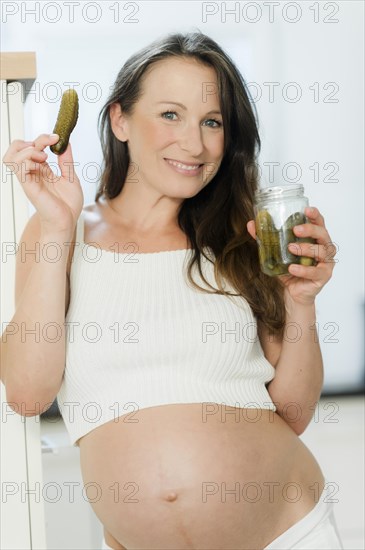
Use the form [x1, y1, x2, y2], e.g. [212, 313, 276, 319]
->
[96, 31, 285, 338]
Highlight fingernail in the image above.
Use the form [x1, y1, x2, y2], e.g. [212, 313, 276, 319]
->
[50, 133, 59, 139]
[295, 225, 304, 233]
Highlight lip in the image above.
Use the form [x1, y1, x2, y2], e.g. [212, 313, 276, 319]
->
[164, 158, 204, 176]
[164, 158, 204, 167]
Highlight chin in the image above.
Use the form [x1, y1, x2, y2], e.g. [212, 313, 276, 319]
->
[175, 186, 205, 200]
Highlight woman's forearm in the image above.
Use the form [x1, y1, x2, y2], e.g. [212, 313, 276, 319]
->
[267, 295, 323, 435]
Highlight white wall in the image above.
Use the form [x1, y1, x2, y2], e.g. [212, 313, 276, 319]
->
[2, 0, 364, 391]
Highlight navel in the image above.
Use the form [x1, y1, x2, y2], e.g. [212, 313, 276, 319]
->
[164, 491, 178, 502]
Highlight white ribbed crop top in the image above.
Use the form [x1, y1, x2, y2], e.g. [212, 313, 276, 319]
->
[57, 210, 277, 446]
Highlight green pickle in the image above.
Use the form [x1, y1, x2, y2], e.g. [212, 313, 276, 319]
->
[255, 209, 316, 276]
[255, 210, 283, 276]
[50, 89, 79, 155]
[282, 212, 316, 268]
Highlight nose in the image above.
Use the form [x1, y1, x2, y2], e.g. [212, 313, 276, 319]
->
[178, 123, 204, 157]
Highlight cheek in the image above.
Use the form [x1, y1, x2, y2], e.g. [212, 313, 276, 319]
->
[210, 134, 225, 160]
[156, 126, 177, 146]
[138, 124, 156, 147]
[129, 126, 163, 161]
[146, 121, 175, 147]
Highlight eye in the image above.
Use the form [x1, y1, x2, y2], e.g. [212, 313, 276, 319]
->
[161, 111, 178, 120]
[160, 111, 223, 128]
[204, 119, 223, 128]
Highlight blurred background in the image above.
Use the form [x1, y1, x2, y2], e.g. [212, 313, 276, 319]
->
[1, 1, 364, 548]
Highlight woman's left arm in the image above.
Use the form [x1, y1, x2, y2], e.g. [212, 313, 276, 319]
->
[248, 206, 337, 435]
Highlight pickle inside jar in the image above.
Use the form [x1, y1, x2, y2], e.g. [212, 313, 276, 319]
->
[255, 210, 286, 276]
[255, 210, 317, 276]
[282, 212, 316, 267]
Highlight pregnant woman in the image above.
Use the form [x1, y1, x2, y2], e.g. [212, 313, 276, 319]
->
[2, 32, 343, 549]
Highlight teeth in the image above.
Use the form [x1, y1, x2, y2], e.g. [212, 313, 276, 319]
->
[167, 159, 201, 170]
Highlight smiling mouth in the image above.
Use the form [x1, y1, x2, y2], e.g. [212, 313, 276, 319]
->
[164, 158, 204, 170]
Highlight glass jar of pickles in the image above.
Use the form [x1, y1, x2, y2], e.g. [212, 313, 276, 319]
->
[253, 184, 317, 277]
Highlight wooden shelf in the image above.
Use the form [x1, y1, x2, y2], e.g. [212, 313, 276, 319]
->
[0, 52, 37, 98]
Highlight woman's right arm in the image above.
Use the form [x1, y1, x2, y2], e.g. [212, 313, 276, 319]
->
[0, 133, 84, 416]
[1, 216, 73, 415]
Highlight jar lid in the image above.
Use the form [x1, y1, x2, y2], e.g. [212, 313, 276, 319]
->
[255, 183, 304, 201]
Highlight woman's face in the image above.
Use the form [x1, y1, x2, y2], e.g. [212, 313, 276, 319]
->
[110, 56, 225, 199]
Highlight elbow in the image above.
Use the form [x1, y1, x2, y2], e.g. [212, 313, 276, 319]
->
[5, 390, 54, 418]
[284, 415, 312, 436]
[290, 421, 308, 436]
[275, 407, 312, 436]
[5, 398, 43, 417]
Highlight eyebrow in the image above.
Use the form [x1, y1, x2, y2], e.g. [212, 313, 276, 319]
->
[156, 101, 222, 116]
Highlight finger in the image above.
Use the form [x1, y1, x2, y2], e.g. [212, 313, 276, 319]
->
[288, 242, 318, 261]
[2, 139, 35, 162]
[304, 206, 325, 226]
[15, 147, 48, 164]
[5, 134, 60, 163]
[57, 142, 77, 182]
[322, 241, 338, 262]
[5, 148, 46, 179]
[288, 241, 338, 264]
[19, 157, 55, 185]
[292, 221, 330, 245]
[32, 133, 60, 152]
[15, 159, 43, 185]
[287, 262, 330, 283]
[37, 160, 56, 184]
[22, 160, 40, 175]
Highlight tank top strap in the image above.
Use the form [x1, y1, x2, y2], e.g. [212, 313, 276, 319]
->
[76, 210, 85, 245]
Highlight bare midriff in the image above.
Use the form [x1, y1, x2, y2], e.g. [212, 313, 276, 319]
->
[77, 403, 325, 550]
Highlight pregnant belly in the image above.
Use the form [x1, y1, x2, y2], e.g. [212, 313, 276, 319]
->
[78, 403, 324, 549]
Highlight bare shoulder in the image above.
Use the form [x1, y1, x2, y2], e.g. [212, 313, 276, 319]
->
[82, 197, 107, 221]
[257, 319, 283, 368]
[83, 201, 101, 215]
